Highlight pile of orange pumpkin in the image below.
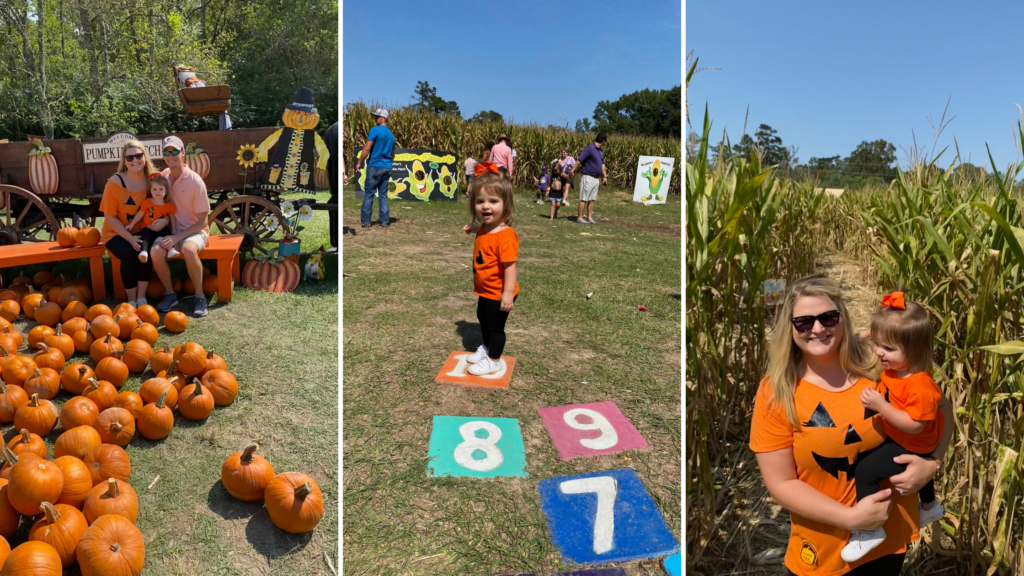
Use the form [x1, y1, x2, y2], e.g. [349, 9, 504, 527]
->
[220, 445, 324, 534]
[56, 226, 101, 249]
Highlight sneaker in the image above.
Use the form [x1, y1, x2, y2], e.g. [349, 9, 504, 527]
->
[138, 251, 148, 263]
[167, 247, 181, 259]
[918, 502, 944, 527]
[467, 345, 489, 364]
[468, 357, 503, 376]
[362, 224, 370, 228]
[587, 218, 597, 224]
[536, 199, 545, 204]
[156, 292, 178, 313]
[136, 297, 147, 307]
[841, 528, 887, 563]
[193, 296, 209, 318]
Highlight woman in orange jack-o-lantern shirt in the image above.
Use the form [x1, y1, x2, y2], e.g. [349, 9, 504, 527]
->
[750, 275, 953, 576]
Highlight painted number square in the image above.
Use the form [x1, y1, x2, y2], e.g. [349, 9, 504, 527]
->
[427, 416, 528, 478]
[538, 401, 649, 460]
[434, 350, 517, 389]
[537, 468, 678, 565]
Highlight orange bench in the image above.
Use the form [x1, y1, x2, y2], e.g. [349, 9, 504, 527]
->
[0, 242, 107, 300]
[108, 234, 243, 303]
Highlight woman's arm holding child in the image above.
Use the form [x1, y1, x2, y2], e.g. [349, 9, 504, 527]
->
[861, 389, 926, 434]
[500, 262, 516, 312]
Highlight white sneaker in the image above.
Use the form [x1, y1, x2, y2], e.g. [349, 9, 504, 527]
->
[918, 502, 944, 527]
[128, 300, 137, 309]
[136, 297, 147, 307]
[468, 357, 503, 376]
[138, 251, 148, 263]
[536, 199, 544, 204]
[841, 528, 887, 563]
[467, 345, 489, 364]
[167, 247, 181, 259]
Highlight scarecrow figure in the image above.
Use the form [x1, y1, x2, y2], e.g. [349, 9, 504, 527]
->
[257, 87, 329, 192]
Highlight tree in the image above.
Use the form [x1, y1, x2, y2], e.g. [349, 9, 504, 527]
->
[731, 134, 755, 159]
[468, 110, 503, 124]
[412, 81, 460, 118]
[753, 124, 789, 168]
[591, 86, 681, 139]
[575, 118, 593, 133]
[844, 139, 897, 181]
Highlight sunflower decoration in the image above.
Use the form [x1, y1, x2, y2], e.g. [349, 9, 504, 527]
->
[237, 144, 259, 168]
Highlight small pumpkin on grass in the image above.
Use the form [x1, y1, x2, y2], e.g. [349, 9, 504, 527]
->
[84, 444, 131, 485]
[29, 502, 88, 567]
[177, 377, 214, 420]
[88, 315, 119, 340]
[89, 333, 123, 363]
[33, 271, 55, 288]
[76, 227, 101, 248]
[61, 301, 88, 323]
[83, 478, 138, 524]
[43, 324, 74, 360]
[60, 364, 94, 395]
[112, 302, 136, 318]
[7, 450, 63, 515]
[2, 540, 62, 576]
[0, 326, 22, 349]
[62, 315, 88, 336]
[222, 445, 275, 502]
[76, 513, 145, 576]
[139, 377, 177, 409]
[0, 349, 14, 374]
[54, 425, 102, 461]
[122, 339, 152, 373]
[27, 325, 54, 349]
[173, 342, 207, 376]
[265, 472, 324, 533]
[53, 456, 92, 508]
[0, 481, 17, 538]
[21, 292, 44, 320]
[0, 335, 16, 358]
[1, 355, 36, 386]
[150, 344, 174, 375]
[201, 369, 238, 406]
[0, 301, 18, 323]
[0, 445, 34, 480]
[113, 314, 139, 340]
[34, 300, 62, 327]
[137, 391, 173, 440]
[197, 349, 227, 377]
[84, 304, 112, 322]
[0, 381, 28, 423]
[164, 311, 188, 333]
[135, 304, 159, 325]
[32, 343, 65, 372]
[24, 367, 60, 400]
[130, 319, 158, 346]
[56, 287, 83, 309]
[113, 391, 144, 419]
[14, 394, 58, 436]
[72, 325, 95, 354]
[95, 355, 128, 390]
[83, 379, 116, 412]
[7, 429, 45, 459]
[93, 408, 135, 447]
[157, 360, 188, 391]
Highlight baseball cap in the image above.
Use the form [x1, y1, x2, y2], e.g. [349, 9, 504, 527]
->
[541, 166, 548, 171]
[162, 136, 184, 151]
[372, 109, 389, 119]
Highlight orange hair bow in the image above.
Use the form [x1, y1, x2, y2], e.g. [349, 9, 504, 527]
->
[148, 172, 162, 180]
[881, 291, 906, 310]
[474, 161, 500, 177]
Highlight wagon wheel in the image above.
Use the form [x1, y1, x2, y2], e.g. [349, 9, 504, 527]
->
[0, 185, 59, 245]
[207, 195, 286, 256]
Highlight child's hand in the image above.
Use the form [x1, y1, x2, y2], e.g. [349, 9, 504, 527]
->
[500, 294, 514, 312]
[861, 388, 885, 411]
[462, 225, 472, 234]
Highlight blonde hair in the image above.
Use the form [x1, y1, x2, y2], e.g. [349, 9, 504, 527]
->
[116, 140, 157, 178]
[766, 274, 879, 427]
[467, 173, 515, 227]
[870, 298, 933, 374]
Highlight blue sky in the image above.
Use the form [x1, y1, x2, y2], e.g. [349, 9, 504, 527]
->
[687, 1, 1024, 172]
[343, 0, 681, 128]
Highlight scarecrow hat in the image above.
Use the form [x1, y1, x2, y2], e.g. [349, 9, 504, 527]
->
[286, 88, 317, 113]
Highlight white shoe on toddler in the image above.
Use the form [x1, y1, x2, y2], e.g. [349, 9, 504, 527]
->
[136, 297, 147, 307]
[467, 345, 488, 364]
[138, 251, 148, 263]
[468, 357, 503, 376]
[918, 502, 944, 527]
[167, 247, 181, 259]
[841, 528, 887, 563]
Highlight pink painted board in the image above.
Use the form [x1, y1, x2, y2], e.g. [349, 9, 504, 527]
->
[537, 401, 650, 460]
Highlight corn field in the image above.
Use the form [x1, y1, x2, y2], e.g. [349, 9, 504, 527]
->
[687, 106, 1024, 575]
[342, 100, 681, 193]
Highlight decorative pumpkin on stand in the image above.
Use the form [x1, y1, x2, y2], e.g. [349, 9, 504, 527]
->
[184, 141, 210, 179]
[241, 249, 301, 292]
[27, 139, 59, 196]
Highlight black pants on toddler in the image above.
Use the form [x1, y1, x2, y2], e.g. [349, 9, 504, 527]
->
[104, 225, 171, 290]
[138, 226, 172, 256]
[477, 295, 516, 360]
[854, 438, 935, 504]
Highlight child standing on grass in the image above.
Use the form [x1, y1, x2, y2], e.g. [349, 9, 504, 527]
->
[462, 162, 519, 376]
[534, 166, 550, 204]
[126, 174, 177, 268]
[547, 163, 565, 220]
[841, 291, 945, 563]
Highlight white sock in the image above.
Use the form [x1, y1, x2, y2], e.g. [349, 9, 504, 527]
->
[136, 297, 147, 306]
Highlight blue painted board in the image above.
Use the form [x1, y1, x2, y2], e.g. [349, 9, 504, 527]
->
[537, 468, 679, 564]
[663, 552, 681, 575]
[501, 570, 626, 576]
[427, 416, 528, 478]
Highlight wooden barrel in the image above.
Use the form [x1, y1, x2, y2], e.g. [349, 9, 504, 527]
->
[29, 152, 59, 195]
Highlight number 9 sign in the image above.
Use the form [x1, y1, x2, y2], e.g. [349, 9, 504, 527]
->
[537, 401, 649, 460]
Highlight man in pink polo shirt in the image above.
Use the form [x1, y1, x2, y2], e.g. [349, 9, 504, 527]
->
[489, 134, 514, 179]
[151, 135, 212, 317]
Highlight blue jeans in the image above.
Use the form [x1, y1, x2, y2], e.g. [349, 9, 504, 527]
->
[362, 166, 391, 226]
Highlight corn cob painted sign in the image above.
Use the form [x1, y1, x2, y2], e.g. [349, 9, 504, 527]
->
[354, 147, 459, 201]
[632, 156, 675, 205]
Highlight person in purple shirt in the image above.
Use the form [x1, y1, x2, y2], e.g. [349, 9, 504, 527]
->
[570, 133, 608, 224]
[559, 148, 576, 207]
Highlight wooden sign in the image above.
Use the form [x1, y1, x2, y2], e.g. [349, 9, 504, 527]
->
[82, 132, 162, 164]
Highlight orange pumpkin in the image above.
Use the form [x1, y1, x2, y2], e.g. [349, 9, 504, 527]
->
[76, 227, 101, 248]
[112, 303, 136, 317]
[93, 408, 135, 447]
[75, 285, 93, 305]
[27, 324, 54, 349]
[150, 344, 174, 375]
[265, 472, 324, 533]
[0, 326, 22, 349]
[95, 355, 128, 388]
[89, 333, 122, 363]
[139, 377, 177, 409]
[2, 355, 36, 386]
[83, 478, 138, 524]
[221, 445, 275, 502]
[197, 349, 227, 377]
[0, 301, 18, 323]
[113, 314, 138, 340]
[202, 274, 218, 297]
[84, 444, 131, 486]
[88, 314, 118, 339]
[62, 315, 88, 336]
[7, 453, 63, 515]
[164, 311, 188, 333]
[72, 326, 95, 354]
[56, 286, 82, 309]
[53, 456, 92, 508]
[173, 342, 206, 375]
[57, 228, 79, 248]
[76, 514, 145, 575]
[135, 304, 159, 325]
[34, 300, 62, 327]
[113, 391, 144, 419]
[54, 425, 102, 461]
[177, 377, 214, 420]
[0, 290, 17, 303]
[21, 292, 44, 320]
[146, 279, 165, 300]
[61, 300, 88, 322]
[42, 324, 74, 360]
[137, 391, 173, 440]
[201, 369, 238, 406]
[172, 278, 183, 292]
[2, 540, 61, 576]
[29, 502, 87, 567]
[33, 271, 55, 287]
[130, 319, 158, 346]
[60, 364, 94, 395]
[0, 381, 28, 423]
[7, 429, 46, 459]
[84, 304, 111, 322]
[59, 396, 100, 431]
[14, 394, 58, 437]
[32, 343, 65, 371]
[121, 339, 152, 373]
[83, 379, 116, 412]
[0, 348, 13, 373]
[0, 333, 17, 358]
[0, 480, 19, 539]
[183, 277, 196, 294]
[24, 367, 60, 400]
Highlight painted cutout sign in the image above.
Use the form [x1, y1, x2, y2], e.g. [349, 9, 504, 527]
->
[427, 416, 528, 478]
[632, 156, 675, 204]
[434, 350, 516, 390]
[537, 468, 679, 564]
[354, 147, 459, 201]
[537, 401, 649, 460]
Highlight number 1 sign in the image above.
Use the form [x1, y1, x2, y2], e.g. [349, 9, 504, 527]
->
[537, 401, 649, 460]
[537, 468, 679, 564]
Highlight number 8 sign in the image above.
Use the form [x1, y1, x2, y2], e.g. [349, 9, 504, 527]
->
[427, 416, 528, 478]
[537, 401, 649, 460]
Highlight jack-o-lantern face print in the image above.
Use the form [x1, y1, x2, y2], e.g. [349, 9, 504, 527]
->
[791, 382, 885, 483]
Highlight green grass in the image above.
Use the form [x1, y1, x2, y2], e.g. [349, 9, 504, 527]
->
[3, 190, 338, 575]
[342, 185, 681, 575]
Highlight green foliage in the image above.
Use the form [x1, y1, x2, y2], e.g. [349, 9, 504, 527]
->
[468, 110, 504, 124]
[412, 81, 461, 118]
[591, 85, 681, 139]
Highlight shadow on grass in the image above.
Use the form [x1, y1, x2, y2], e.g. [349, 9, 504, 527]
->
[454, 320, 482, 351]
[245, 507, 314, 559]
[207, 480, 263, 521]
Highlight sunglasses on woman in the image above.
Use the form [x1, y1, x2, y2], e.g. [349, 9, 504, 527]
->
[124, 153, 146, 162]
[162, 149, 182, 156]
[791, 310, 841, 333]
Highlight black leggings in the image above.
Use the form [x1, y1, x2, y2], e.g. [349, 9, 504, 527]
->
[855, 439, 935, 504]
[477, 295, 516, 359]
[787, 552, 905, 576]
[105, 226, 172, 290]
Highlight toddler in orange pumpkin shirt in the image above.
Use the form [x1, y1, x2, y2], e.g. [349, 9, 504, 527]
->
[126, 174, 177, 269]
[842, 291, 945, 563]
[461, 162, 519, 376]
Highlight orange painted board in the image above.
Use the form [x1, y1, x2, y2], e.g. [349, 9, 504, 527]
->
[434, 350, 516, 390]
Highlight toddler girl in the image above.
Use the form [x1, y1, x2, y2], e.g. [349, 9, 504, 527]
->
[547, 163, 565, 220]
[841, 291, 945, 562]
[127, 174, 177, 269]
[535, 166, 550, 204]
[462, 162, 519, 376]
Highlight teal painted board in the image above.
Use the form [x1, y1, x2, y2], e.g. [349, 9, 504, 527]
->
[427, 416, 528, 478]
[663, 552, 681, 575]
